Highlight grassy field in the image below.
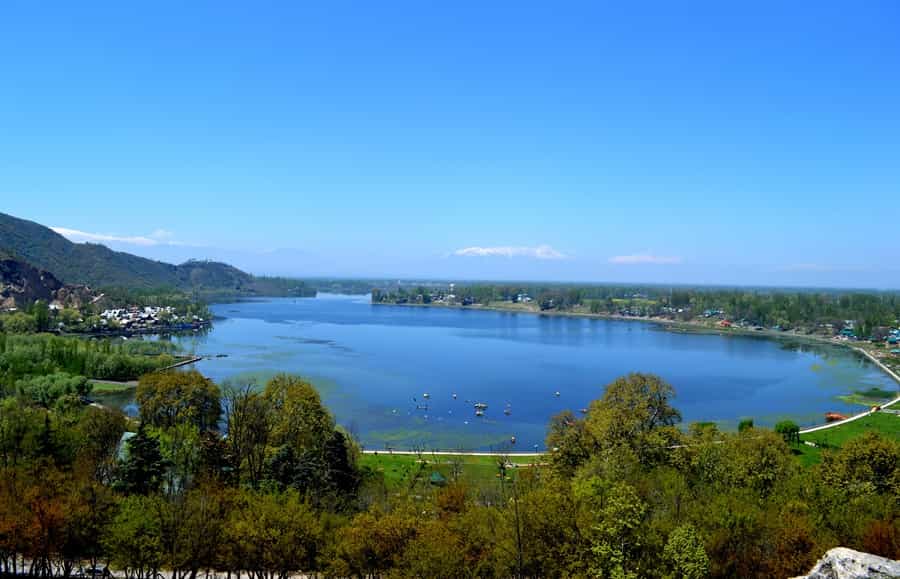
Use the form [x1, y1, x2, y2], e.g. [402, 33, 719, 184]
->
[89, 379, 138, 393]
[360, 452, 542, 489]
[795, 411, 900, 467]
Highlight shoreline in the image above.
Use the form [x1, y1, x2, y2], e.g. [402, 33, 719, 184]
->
[373, 300, 871, 352]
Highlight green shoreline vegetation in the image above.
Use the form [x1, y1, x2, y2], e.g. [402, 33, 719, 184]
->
[2, 281, 900, 576]
[1, 368, 898, 577]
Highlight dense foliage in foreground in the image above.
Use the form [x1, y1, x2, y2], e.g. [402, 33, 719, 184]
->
[0, 371, 897, 578]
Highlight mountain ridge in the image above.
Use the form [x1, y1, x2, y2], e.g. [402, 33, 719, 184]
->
[0, 212, 309, 295]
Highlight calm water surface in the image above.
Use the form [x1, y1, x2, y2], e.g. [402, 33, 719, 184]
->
[116, 295, 897, 450]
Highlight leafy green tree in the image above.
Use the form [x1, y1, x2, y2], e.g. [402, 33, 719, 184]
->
[223, 383, 270, 486]
[15, 372, 90, 408]
[31, 301, 50, 333]
[116, 426, 167, 495]
[575, 477, 647, 579]
[820, 432, 899, 495]
[103, 495, 165, 579]
[664, 524, 709, 579]
[137, 370, 221, 432]
[585, 373, 682, 466]
[774, 420, 800, 445]
[226, 489, 323, 578]
[546, 410, 593, 478]
[2, 312, 36, 334]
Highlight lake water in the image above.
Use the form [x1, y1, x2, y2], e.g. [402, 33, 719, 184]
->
[113, 295, 897, 450]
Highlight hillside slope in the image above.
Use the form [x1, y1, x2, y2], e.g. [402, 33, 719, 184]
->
[0, 213, 253, 291]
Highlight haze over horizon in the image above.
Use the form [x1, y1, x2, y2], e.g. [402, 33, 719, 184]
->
[2, 2, 898, 288]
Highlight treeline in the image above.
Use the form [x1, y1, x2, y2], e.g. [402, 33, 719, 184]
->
[374, 283, 900, 334]
[0, 333, 175, 387]
[1, 370, 898, 577]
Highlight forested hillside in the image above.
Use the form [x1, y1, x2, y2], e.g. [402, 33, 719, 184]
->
[0, 213, 314, 296]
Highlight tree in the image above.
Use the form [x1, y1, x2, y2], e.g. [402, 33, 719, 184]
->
[15, 372, 90, 408]
[3, 312, 36, 334]
[103, 495, 164, 579]
[774, 420, 800, 446]
[116, 426, 167, 495]
[223, 383, 270, 486]
[75, 406, 127, 484]
[264, 374, 333, 451]
[546, 410, 593, 478]
[820, 432, 899, 495]
[226, 489, 323, 579]
[664, 524, 709, 579]
[585, 373, 682, 465]
[31, 301, 50, 333]
[137, 370, 221, 432]
[575, 478, 647, 579]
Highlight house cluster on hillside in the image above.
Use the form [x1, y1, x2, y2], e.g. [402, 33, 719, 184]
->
[100, 306, 203, 331]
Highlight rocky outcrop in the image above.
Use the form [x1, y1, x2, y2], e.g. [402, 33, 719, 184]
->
[0, 256, 93, 309]
[0, 256, 62, 308]
[793, 547, 900, 579]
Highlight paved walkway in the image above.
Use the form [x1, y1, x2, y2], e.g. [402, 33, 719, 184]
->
[362, 449, 544, 457]
[799, 347, 900, 435]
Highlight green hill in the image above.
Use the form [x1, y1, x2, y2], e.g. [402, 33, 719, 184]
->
[0, 212, 257, 292]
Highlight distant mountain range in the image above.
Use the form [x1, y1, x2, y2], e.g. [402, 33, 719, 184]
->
[0, 212, 314, 298]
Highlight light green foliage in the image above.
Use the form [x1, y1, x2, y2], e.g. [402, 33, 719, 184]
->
[136, 370, 221, 432]
[0, 333, 175, 385]
[576, 478, 646, 579]
[664, 524, 709, 579]
[15, 372, 90, 408]
[775, 420, 801, 445]
[585, 373, 682, 466]
[2, 312, 36, 334]
[103, 495, 165, 577]
[819, 432, 900, 496]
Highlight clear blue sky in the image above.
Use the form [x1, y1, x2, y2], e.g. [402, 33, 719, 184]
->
[1, 1, 898, 287]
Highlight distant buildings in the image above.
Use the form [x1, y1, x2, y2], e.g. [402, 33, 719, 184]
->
[100, 306, 203, 331]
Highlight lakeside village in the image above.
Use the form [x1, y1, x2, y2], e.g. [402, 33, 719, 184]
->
[95, 305, 207, 333]
[0, 301, 209, 335]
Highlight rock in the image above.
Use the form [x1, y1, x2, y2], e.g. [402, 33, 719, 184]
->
[0, 257, 61, 307]
[1, 256, 94, 309]
[792, 547, 900, 579]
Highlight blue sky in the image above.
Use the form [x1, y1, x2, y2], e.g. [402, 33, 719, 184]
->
[1, 1, 898, 287]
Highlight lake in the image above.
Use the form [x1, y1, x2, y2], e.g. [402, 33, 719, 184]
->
[110, 295, 897, 450]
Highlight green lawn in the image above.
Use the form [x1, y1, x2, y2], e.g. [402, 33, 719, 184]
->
[360, 452, 542, 489]
[795, 411, 900, 467]
[89, 379, 138, 393]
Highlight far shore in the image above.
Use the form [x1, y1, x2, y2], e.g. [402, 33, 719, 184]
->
[373, 300, 900, 384]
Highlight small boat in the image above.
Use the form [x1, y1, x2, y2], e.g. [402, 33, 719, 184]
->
[416, 404, 429, 411]
[504, 407, 512, 416]
[452, 393, 458, 400]
[554, 391, 561, 397]
[510, 436, 516, 444]
[579, 408, 589, 414]
[475, 409, 484, 417]
[474, 402, 488, 410]
[423, 393, 430, 399]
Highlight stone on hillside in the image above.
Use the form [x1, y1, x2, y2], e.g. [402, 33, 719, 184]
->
[792, 547, 900, 579]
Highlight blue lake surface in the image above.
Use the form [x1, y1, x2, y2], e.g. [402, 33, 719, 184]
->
[156, 295, 896, 450]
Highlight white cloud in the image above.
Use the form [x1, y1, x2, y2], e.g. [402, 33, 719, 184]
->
[609, 253, 682, 265]
[452, 245, 568, 260]
[52, 227, 181, 247]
